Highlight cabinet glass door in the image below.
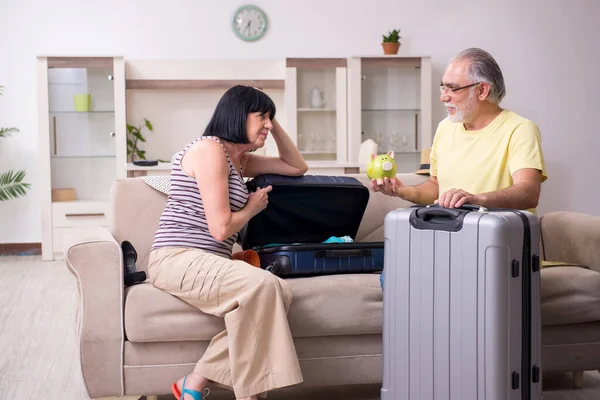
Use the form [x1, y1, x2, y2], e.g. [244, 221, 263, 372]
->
[361, 58, 422, 172]
[47, 61, 116, 202]
[287, 58, 347, 164]
[297, 67, 337, 161]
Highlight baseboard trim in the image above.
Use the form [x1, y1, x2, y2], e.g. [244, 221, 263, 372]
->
[0, 243, 42, 256]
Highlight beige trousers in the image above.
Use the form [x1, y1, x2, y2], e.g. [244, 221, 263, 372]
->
[148, 247, 303, 398]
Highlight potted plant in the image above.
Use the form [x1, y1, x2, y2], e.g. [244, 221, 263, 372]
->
[0, 86, 30, 201]
[382, 29, 402, 55]
[127, 118, 153, 163]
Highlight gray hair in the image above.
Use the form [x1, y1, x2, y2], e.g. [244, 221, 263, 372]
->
[452, 48, 506, 105]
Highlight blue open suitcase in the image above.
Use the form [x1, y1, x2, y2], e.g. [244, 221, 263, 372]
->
[239, 174, 384, 277]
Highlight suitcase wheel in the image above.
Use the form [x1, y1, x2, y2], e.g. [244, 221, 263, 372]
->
[266, 260, 282, 276]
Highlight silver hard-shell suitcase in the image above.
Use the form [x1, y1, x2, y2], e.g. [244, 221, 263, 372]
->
[381, 205, 542, 400]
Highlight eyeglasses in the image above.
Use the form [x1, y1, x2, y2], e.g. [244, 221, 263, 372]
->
[439, 82, 480, 94]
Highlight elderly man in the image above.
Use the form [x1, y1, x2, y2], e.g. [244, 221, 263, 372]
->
[371, 48, 547, 212]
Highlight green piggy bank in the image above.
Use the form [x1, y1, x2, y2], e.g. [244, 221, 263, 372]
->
[366, 151, 397, 180]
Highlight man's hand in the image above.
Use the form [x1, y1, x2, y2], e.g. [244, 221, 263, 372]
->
[370, 177, 403, 197]
[435, 188, 483, 208]
[434, 169, 542, 210]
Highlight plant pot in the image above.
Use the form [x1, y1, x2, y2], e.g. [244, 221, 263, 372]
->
[73, 94, 91, 112]
[382, 42, 401, 55]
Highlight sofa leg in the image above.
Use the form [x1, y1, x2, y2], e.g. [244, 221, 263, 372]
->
[573, 371, 584, 388]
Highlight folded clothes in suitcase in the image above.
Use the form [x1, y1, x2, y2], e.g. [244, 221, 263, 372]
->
[239, 174, 384, 277]
[381, 204, 542, 400]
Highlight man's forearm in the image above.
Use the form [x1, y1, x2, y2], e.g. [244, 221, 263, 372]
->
[478, 183, 539, 210]
[398, 181, 439, 205]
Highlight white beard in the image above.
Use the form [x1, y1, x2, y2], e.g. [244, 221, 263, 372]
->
[447, 107, 465, 122]
[445, 90, 478, 123]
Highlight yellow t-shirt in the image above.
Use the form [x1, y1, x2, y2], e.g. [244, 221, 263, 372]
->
[430, 109, 548, 212]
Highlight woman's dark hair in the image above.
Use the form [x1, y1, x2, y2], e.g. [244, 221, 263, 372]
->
[203, 85, 276, 144]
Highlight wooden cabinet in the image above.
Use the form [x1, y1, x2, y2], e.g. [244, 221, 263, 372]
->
[347, 56, 432, 173]
[37, 56, 126, 260]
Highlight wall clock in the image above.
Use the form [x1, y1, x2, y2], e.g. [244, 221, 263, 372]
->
[232, 5, 268, 42]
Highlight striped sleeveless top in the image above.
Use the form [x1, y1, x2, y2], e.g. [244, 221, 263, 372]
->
[151, 136, 249, 258]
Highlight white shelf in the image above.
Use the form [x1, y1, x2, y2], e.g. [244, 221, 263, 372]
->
[362, 108, 420, 112]
[125, 160, 367, 171]
[301, 150, 336, 155]
[50, 110, 115, 114]
[52, 155, 116, 159]
[125, 161, 172, 171]
[297, 108, 336, 112]
[351, 54, 432, 59]
[51, 199, 108, 206]
[307, 161, 360, 168]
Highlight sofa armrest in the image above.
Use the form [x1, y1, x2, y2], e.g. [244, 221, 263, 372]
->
[63, 227, 124, 398]
[541, 211, 600, 273]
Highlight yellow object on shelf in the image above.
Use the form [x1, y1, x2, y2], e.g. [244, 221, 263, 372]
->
[73, 94, 91, 112]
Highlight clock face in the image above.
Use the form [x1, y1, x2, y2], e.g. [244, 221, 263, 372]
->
[232, 5, 268, 42]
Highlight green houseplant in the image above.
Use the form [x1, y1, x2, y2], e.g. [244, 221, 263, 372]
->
[0, 86, 30, 201]
[382, 29, 402, 55]
[127, 118, 153, 162]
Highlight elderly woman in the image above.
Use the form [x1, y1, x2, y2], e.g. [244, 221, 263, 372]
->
[148, 85, 308, 400]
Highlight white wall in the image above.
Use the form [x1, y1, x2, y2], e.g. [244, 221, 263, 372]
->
[0, 0, 598, 243]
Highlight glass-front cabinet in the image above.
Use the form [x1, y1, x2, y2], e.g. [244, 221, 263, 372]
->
[284, 58, 348, 169]
[347, 56, 432, 173]
[37, 56, 126, 260]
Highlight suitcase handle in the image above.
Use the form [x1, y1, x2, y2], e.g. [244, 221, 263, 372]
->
[314, 248, 371, 258]
[417, 208, 464, 220]
[409, 207, 468, 232]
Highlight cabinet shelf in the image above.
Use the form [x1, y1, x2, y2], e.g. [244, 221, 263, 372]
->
[126, 79, 285, 90]
[297, 108, 336, 112]
[51, 155, 116, 159]
[301, 151, 336, 155]
[362, 108, 420, 112]
[50, 199, 106, 205]
[50, 111, 115, 114]
[125, 161, 172, 171]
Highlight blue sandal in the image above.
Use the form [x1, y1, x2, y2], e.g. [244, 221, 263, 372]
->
[171, 375, 210, 400]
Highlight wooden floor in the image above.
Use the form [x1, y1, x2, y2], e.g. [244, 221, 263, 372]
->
[1, 255, 599, 400]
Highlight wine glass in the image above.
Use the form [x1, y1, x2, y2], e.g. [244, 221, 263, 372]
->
[389, 131, 398, 152]
[401, 134, 409, 152]
[328, 133, 336, 153]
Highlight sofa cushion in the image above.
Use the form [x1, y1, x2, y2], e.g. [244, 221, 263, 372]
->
[124, 273, 384, 343]
[541, 266, 600, 326]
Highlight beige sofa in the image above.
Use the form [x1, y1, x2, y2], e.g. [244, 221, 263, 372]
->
[64, 173, 600, 398]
